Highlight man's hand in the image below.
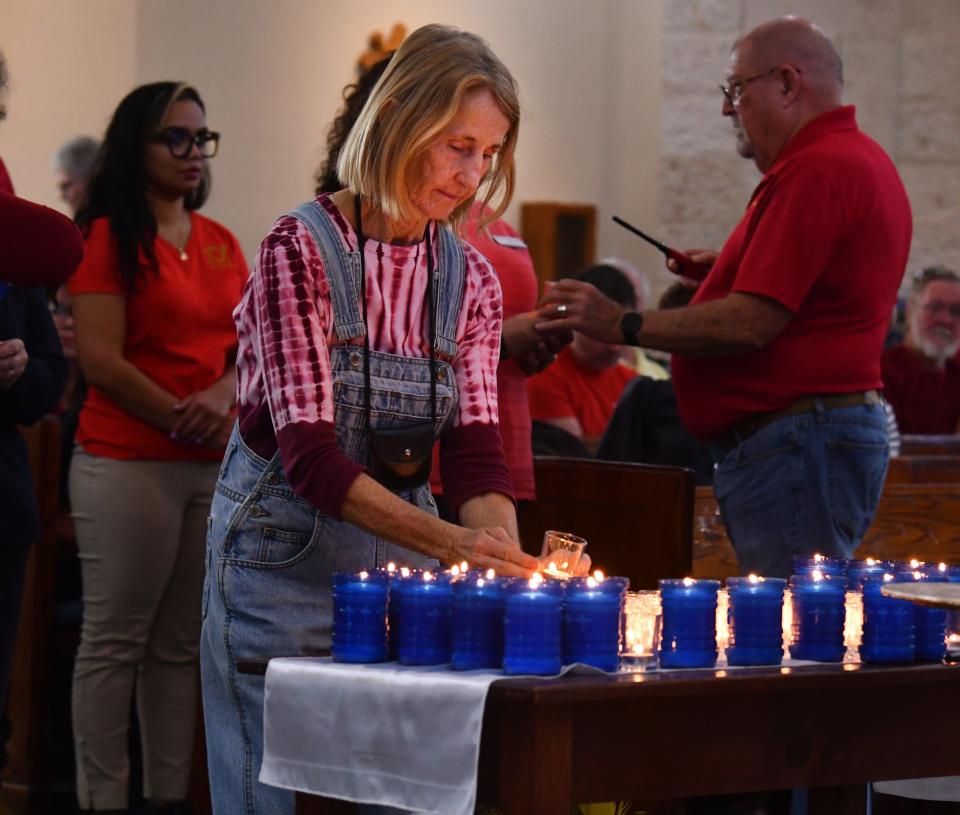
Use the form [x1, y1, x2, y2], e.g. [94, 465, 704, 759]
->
[534, 280, 626, 344]
[450, 526, 540, 578]
[0, 339, 28, 389]
[172, 379, 235, 444]
[503, 312, 572, 375]
[667, 248, 719, 286]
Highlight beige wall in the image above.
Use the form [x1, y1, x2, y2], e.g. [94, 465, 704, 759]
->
[0, 0, 664, 274]
[659, 0, 960, 295]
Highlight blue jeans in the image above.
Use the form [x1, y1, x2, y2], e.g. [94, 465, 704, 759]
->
[713, 402, 889, 578]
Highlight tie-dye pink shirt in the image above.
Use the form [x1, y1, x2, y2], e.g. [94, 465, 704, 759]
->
[234, 194, 513, 518]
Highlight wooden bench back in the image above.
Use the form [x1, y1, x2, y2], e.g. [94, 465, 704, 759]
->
[886, 455, 960, 484]
[900, 435, 960, 456]
[693, 482, 960, 580]
[520, 457, 695, 589]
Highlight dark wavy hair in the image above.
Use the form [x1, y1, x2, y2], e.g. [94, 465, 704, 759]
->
[314, 56, 392, 196]
[76, 81, 211, 292]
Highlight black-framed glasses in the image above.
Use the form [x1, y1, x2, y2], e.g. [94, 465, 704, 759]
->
[719, 67, 781, 106]
[152, 126, 220, 159]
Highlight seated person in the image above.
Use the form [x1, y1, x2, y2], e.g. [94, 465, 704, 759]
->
[527, 264, 637, 453]
[596, 282, 715, 484]
[882, 266, 960, 433]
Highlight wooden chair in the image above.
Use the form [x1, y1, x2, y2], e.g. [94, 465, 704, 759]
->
[519, 457, 695, 589]
[5, 416, 61, 813]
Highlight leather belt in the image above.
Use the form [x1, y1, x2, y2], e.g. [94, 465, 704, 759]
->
[715, 390, 882, 453]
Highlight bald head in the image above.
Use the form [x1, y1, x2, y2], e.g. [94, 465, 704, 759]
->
[737, 17, 843, 102]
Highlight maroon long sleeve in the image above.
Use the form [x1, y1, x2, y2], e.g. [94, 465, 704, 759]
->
[0, 190, 84, 287]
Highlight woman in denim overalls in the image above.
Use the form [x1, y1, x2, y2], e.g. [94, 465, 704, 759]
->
[200, 25, 539, 815]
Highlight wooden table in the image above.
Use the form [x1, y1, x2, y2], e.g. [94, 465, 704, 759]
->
[290, 660, 960, 814]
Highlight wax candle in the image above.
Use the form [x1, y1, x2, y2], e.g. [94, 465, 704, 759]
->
[792, 554, 848, 580]
[788, 572, 846, 662]
[859, 573, 915, 664]
[562, 573, 629, 671]
[331, 571, 389, 663]
[725, 576, 786, 666]
[503, 575, 564, 676]
[846, 558, 891, 590]
[394, 572, 453, 666]
[451, 570, 505, 671]
[658, 578, 720, 669]
[622, 590, 661, 668]
[901, 569, 948, 662]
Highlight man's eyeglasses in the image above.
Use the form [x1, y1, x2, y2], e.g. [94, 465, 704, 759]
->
[719, 67, 781, 106]
[922, 301, 960, 319]
[152, 127, 220, 159]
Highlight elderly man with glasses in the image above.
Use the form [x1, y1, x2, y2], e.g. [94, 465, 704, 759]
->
[882, 267, 960, 434]
[536, 16, 912, 580]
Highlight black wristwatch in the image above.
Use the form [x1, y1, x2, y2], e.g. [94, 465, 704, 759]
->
[619, 311, 644, 346]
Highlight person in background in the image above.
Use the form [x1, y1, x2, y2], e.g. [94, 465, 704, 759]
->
[528, 263, 637, 454]
[881, 266, 960, 434]
[202, 25, 539, 814]
[0, 47, 83, 804]
[537, 17, 909, 583]
[605, 257, 670, 380]
[54, 136, 99, 214]
[67, 81, 247, 814]
[315, 52, 569, 519]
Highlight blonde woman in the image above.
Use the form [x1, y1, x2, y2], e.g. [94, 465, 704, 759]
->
[200, 24, 538, 814]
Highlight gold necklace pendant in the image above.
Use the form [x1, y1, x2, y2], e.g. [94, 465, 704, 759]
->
[177, 247, 189, 261]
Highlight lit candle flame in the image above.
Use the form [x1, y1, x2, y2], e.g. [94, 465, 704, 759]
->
[485, 568, 495, 580]
[423, 572, 433, 582]
[530, 572, 544, 587]
[682, 577, 695, 587]
[883, 573, 894, 582]
[450, 565, 461, 577]
[400, 567, 411, 578]
[546, 562, 558, 574]
[748, 574, 760, 584]
[866, 558, 877, 566]
[387, 562, 396, 573]
[593, 569, 605, 582]
[561, 561, 570, 570]
[939, 562, 948, 572]
[359, 571, 369, 580]
[812, 569, 824, 582]
[813, 553, 825, 562]
[477, 578, 485, 588]
[587, 576, 598, 588]
[459, 561, 469, 573]
[910, 559, 922, 568]
[913, 570, 923, 581]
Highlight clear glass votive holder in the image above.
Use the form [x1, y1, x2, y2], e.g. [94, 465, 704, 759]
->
[539, 530, 587, 579]
[621, 590, 661, 670]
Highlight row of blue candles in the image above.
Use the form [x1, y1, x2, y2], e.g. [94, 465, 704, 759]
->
[332, 564, 630, 675]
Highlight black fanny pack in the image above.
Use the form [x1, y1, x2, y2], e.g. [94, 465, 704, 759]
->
[368, 420, 435, 491]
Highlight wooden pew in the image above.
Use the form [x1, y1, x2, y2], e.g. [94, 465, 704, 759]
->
[520, 457, 694, 589]
[693, 482, 960, 580]
[900, 434, 960, 456]
[886, 455, 960, 484]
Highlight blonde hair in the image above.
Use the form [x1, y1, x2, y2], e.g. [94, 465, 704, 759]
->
[336, 24, 520, 231]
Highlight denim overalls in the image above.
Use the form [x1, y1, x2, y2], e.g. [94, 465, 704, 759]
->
[200, 200, 465, 815]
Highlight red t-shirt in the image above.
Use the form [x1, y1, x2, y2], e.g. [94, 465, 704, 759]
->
[672, 106, 912, 440]
[527, 347, 636, 440]
[68, 213, 248, 460]
[430, 206, 539, 499]
[881, 344, 960, 434]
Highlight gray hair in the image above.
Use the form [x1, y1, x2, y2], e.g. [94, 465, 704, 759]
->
[54, 136, 100, 179]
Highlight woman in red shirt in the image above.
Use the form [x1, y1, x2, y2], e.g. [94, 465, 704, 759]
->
[67, 82, 247, 814]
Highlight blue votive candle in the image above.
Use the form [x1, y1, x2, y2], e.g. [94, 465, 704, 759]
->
[451, 570, 506, 671]
[385, 565, 416, 661]
[846, 558, 891, 590]
[789, 572, 846, 662]
[331, 571, 389, 663]
[903, 568, 948, 663]
[394, 571, 453, 666]
[503, 576, 564, 676]
[562, 573, 629, 672]
[725, 576, 786, 666]
[659, 578, 720, 669]
[860, 573, 915, 664]
[792, 554, 848, 580]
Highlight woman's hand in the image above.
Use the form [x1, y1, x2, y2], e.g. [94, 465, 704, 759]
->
[450, 526, 540, 578]
[502, 312, 572, 375]
[0, 339, 28, 389]
[172, 378, 235, 444]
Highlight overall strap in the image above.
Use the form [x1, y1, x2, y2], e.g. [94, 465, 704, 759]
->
[433, 225, 466, 360]
[286, 201, 365, 342]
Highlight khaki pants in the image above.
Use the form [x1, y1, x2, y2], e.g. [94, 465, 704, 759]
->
[69, 449, 219, 810]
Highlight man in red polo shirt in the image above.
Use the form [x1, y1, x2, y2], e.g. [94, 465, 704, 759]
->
[537, 16, 911, 578]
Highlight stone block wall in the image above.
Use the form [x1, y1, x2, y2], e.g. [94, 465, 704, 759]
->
[658, 0, 960, 292]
